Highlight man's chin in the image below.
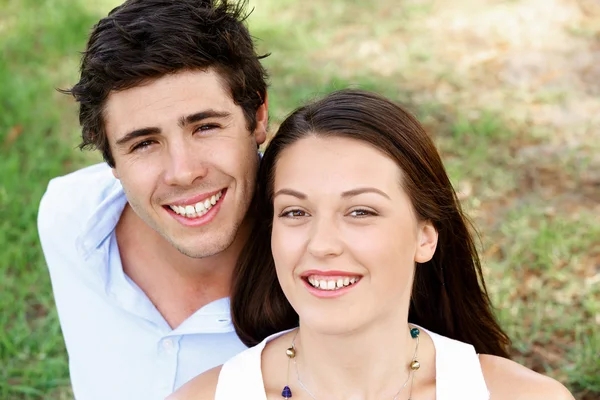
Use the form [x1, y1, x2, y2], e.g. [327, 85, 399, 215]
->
[170, 238, 233, 259]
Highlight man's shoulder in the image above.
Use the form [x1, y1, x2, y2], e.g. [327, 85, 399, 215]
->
[39, 163, 117, 214]
[43, 162, 116, 200]
[38, 163, 120, 244]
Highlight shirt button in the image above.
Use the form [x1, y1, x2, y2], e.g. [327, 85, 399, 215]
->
[162, 338, 174, 351]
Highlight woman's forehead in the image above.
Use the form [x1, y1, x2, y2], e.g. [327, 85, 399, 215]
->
[273, 135, 405, 196]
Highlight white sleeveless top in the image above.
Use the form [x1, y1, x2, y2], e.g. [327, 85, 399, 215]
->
[215, 326, 490, 399]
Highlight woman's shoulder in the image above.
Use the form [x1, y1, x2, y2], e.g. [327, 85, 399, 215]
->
[479, 354, 574, 400]
[166, 365, 222, 400]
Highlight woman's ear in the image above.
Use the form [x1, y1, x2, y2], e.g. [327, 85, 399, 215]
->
[415, 220, 438, 263]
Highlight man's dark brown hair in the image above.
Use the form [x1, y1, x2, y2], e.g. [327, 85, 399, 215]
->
[62, 0, 268, 167]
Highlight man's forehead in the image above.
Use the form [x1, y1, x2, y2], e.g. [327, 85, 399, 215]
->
[105, 69, 232, 110]
[103, 69, 237, 137]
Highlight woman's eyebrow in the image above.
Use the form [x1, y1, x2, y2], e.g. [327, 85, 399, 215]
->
[273, 188, 306, 199]
[274, 187, 390, 200]
[341, 187, 391, 200]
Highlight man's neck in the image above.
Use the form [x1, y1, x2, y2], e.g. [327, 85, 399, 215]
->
[115, 204, 246, 329]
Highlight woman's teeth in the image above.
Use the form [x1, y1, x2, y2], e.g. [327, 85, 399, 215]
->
[169, 191, 222, 218]
[307, 276, 360, 291]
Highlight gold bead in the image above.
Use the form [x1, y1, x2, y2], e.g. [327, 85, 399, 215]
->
[410, 360, 420, 370]
[286, 347, 296, 358]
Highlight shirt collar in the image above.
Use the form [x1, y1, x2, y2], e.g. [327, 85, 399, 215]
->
[170, 297, 234, 336]
[76, 178, 127, 260]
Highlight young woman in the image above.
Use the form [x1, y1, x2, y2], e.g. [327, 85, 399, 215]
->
[170, 89, 574, 399]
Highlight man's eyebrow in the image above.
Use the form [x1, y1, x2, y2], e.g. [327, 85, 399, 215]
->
[273, 188, 307, 199]
[341, 187, 391, 200]
[178, 110, 232, 127]
[115, 127, 161, 147]
[114, 110, 232, 148]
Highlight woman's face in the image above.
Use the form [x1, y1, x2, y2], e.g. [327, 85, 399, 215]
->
[271, 135, 438, 334]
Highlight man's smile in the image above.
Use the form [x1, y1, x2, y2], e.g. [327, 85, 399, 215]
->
[166, 189, 224, 219]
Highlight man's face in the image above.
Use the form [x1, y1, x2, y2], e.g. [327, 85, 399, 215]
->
[104, 69, 267, 258]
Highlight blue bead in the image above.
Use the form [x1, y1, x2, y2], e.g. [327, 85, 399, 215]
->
[410, 327, 420, 338]
[281, 385, 292, 398]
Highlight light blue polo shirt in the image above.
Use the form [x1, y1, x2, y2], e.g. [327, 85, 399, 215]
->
[37, 163, 247, 400]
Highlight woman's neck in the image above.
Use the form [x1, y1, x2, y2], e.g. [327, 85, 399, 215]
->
[292, 314, 420, 400]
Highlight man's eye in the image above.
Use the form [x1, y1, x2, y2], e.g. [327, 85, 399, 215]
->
[131, 140, 155, 152]
[195, 124, 219, 133]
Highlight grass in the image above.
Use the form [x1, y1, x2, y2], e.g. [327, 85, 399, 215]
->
[0, 0, 103, 398]
[1, 0, 598, 398]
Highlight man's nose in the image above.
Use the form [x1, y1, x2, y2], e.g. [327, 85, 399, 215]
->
[163, 142, 208, 187]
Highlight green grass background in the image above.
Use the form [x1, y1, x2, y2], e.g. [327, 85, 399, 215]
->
[1, 0, 598, 399]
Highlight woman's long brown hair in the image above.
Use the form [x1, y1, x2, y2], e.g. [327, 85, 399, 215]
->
[232, 89, 511, 357]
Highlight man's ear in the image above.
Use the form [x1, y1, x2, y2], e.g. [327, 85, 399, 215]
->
[254, 92, 268, 145]
[415, 220, 438, 263]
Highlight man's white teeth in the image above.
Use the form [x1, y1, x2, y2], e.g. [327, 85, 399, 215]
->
[169, 191, 223, 218]
[307, 276, 359, 291]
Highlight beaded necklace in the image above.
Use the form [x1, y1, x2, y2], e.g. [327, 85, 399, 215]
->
[281, 326, 421, 399]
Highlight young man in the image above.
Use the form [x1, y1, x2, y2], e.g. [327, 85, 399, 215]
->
[37, 1, 268, 399]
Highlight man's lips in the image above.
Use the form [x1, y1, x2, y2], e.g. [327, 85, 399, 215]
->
[165, 188, 225, 207]
[163, 189, 226, 227]
[164, 189, 225, 219]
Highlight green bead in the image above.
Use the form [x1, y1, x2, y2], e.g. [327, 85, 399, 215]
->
[410, 327, 420, 338]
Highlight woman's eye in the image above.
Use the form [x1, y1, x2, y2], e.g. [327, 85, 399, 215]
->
[349, 209, 376, 217]
[280, 209, 308, 218]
